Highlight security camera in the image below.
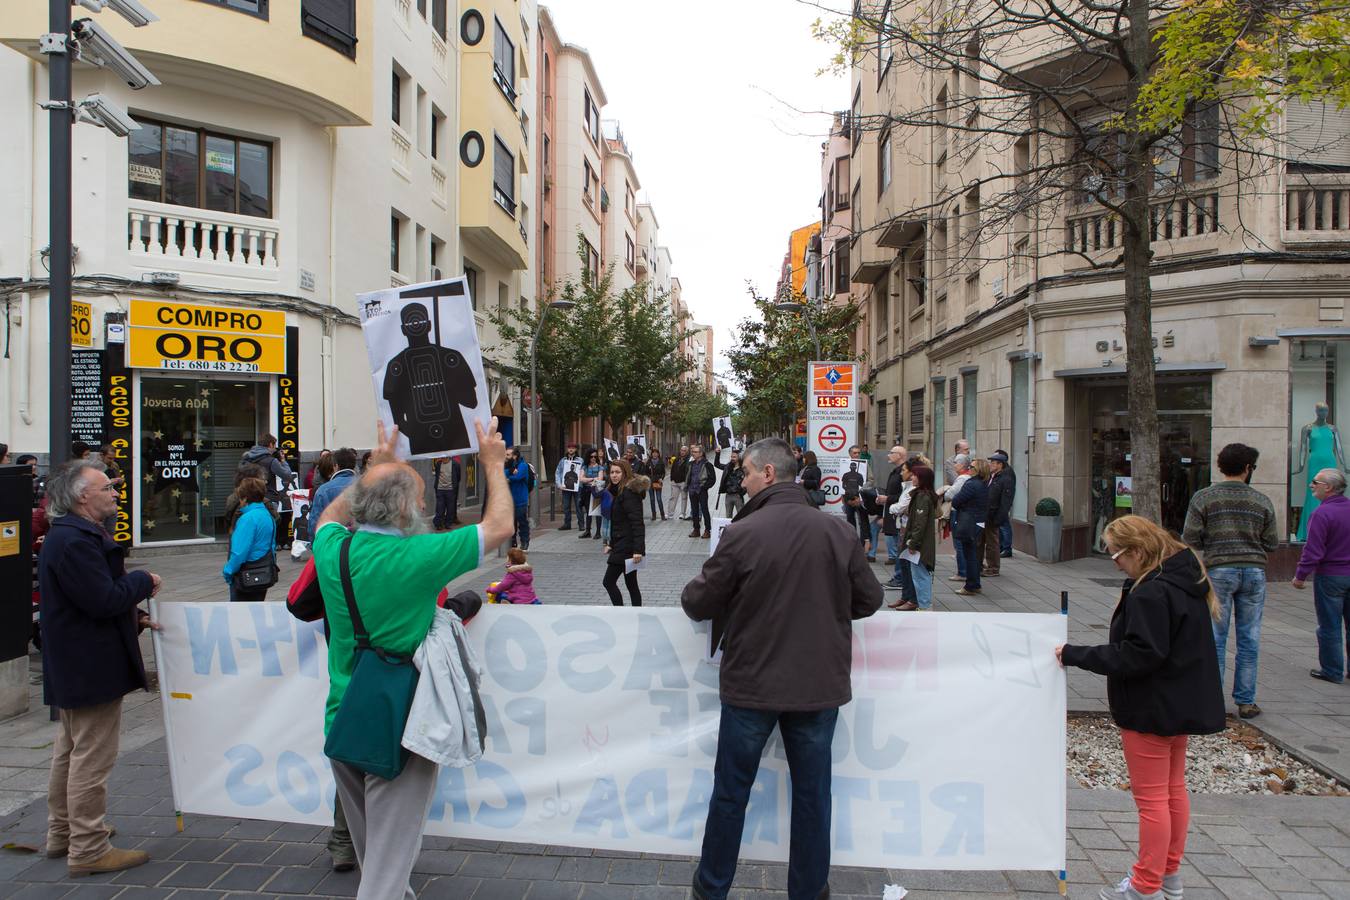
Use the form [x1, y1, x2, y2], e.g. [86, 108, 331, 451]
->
[77, 93, 140, 137]
[70, 18, 160, 90]
[75, 0, 158, 27]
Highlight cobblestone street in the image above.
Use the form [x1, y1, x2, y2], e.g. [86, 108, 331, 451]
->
[3, 513, 1350, 898]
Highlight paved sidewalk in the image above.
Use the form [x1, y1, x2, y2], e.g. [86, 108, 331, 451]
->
[3, 513, 1349, 898]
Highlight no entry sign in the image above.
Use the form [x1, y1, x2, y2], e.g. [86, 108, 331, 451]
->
[807, 361, 858, 475]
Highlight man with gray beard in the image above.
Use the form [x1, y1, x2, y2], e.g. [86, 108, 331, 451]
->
[312, 418, 514, 900]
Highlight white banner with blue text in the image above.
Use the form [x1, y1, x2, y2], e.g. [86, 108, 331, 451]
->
[151, 602, 1067, 871]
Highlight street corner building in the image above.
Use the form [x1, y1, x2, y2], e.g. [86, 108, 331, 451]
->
[0, 0, 640, 547]
[825, 9, 1350, 574]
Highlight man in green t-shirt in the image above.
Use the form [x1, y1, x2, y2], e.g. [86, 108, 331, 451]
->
[313, 417, 513, 900]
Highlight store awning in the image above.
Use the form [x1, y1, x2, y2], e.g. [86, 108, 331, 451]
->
[1052, 361, 1227, 378]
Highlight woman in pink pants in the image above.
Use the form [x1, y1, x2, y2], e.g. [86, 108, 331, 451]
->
[1057, 515, 1225, 900]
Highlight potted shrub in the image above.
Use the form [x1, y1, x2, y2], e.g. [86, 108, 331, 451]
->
[1033, 498, 1062, 563]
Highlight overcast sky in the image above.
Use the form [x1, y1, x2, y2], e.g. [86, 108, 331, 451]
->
[541, 1, 849, 392]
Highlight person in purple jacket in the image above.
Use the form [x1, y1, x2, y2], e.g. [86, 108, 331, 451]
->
[1292, 467, 1350, 683]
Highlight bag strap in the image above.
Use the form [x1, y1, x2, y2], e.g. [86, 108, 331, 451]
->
[338, 534, 371, 650]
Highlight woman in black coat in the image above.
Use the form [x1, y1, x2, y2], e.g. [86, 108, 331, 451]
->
[714, 449, 747, 517]
[602, 459, 648, 606]
[1057, 515, 1224, 900]
[799, 450, 823, 507]
[948, 460, 988, 595]
[646, 448, 667, 521]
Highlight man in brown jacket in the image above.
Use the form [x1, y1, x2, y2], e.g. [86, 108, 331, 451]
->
[681, 437, 883, 900]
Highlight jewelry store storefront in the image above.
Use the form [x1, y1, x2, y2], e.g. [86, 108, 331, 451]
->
[103, 298, 300, 547]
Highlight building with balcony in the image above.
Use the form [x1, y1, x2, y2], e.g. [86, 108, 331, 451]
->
[601, 119, 640, 293]
[0, 0, 388, 548]
[548, 35, 606, 287]
[843, 3, 1350, 567]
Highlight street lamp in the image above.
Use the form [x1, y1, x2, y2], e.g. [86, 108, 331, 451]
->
[530, 299, 574, 527]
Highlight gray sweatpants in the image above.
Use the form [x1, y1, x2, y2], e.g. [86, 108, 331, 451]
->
[331, 754, 438, 900]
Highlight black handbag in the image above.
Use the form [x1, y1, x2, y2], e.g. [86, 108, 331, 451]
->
[323, 535, 420, 780]
[234, 550, 278, 590]
[806, 489, 827, 508]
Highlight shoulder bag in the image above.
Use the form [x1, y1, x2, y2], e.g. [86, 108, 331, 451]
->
[235, 549, 279, 590]
[323, 535, 420, 780]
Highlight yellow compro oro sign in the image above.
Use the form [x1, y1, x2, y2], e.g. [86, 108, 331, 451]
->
[128, 300, 286, 374]
[71, 300, 92, 348]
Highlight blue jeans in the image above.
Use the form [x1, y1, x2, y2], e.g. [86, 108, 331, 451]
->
[694, 705, 838, 900]
[885, 534, 902, 582]
[1000, 520, 1012, 554]
[954, 535, 981, 590]
[1208, 567, 1266, 704]
[911, 561, 933, 609]
[689, 492, 712, 532]
[512, 504, 530, 549]
[433, 488, 456, 529]
[1313, 574, 1350, 682]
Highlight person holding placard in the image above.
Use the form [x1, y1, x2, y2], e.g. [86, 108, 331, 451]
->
[579, 450, 604, 540]
[1057, 515, 1225, 900]
[714, 449, 747, 518]
[554, 443, 582, 530]
[603, 459, 647, 606]
[894, 465, 939, 610]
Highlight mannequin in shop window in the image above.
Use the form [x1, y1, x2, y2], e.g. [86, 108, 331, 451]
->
[1296, 402, 1347, 540]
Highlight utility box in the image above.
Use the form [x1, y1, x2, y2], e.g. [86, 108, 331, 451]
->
[0, 465, 33, 719]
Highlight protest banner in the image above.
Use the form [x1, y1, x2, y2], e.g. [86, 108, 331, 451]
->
[603, 438, 620, 463]
[625, 434, 648, 460]
[558, 458, 583, 492]
[712, 417, 735, 451]
[357, 277, 490, 460]
[152, 602, 1066, 872]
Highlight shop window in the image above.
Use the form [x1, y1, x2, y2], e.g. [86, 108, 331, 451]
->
[1089, 376, 1212, 546]
[1289, 340, 1350, 541]
[139, 378, 269, 542]
[128, 117, 271, 218]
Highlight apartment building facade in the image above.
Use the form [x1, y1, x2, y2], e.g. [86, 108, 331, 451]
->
[845, 4, 1350, 568]
[0, 0, 384, 548]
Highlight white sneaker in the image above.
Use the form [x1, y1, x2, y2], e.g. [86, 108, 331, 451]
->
[1162, 872, 1182, 900]
[1100, 876, 1162, 900]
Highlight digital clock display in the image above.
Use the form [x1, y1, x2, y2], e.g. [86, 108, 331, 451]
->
[816, 396, 850, 408]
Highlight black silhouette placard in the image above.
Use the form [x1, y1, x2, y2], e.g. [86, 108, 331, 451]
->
[358, 276, 490, 460]
[603, 438, 620, 463]
[625, 434, 647, 460]
[713, 416, 735, 451]
[558, 458, 583, 492]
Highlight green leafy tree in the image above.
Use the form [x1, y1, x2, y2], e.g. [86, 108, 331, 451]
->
[726, 286, 866, 440]
[489, 235, 689, 453]
[661, 381, 732, 445]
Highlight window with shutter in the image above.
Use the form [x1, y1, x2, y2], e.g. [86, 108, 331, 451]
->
[493, 17, 516, 103]
[909, 389, 925, 434]
[301, 0, 357, 59]
[1287, 100, 1350, 170]
[493, 137, 515, 215]
[949, 378, 958, 414]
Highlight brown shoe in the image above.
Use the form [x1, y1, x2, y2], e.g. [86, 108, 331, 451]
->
[69, 846, 150, 877]
[688, 530, 701, 538]
[892, 601, 919, 611]
[701, 531, 711, 539]
[48, 825, 116, 858]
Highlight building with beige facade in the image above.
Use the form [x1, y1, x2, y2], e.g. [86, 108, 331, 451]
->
[839, 4, 1350, 569]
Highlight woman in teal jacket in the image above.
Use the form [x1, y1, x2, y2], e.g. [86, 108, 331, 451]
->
[223, 477, 276, 601]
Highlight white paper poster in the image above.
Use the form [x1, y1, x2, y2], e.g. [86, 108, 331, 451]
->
[625, 434, 648, 460]
[712, 417, 736, 451]
[708, 516, 732, 556]
[152, 602, 1067, 872]
[603, 438, 621, 464]
[841, 459, 869, 500]
[358, 277, 490, 460]
[558, 458, 583, 492]
[817, 458, 852, 516]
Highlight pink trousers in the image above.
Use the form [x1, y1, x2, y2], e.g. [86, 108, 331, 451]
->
[1120, 729, 1190, 894]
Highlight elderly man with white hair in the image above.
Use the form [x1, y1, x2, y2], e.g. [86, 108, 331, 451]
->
[312, 418, 514, 900]
[1293, 467, 1350, 684]
[39, 459, 162, 876]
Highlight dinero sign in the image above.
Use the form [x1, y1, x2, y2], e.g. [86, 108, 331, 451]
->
[128, 300, 286, 374]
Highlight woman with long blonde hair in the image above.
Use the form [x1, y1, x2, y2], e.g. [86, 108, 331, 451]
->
[1057, 515, 1224, 900]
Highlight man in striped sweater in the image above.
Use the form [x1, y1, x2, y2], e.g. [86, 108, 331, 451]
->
[1182, 443, 1279, 719]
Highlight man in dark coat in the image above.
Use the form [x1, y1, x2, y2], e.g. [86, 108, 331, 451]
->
[681, 438, 882, 900]
[950, 461, 989, 596]
[876, 445, 911, 589]
[38, 460, 161, 877]
[982, 451, 1015, 576]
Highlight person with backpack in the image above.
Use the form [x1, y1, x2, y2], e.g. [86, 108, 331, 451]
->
[506, 447, 531, 551]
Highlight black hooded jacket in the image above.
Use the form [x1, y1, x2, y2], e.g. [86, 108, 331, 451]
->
[1061, 549, 1225, 736]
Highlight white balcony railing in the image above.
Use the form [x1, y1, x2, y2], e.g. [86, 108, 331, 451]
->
[1065, 192, 1219, 255]
[128, 200, 279, 270]
[392, 126, 411, 174]
[431, 31, 448, 80]
[1286, 174, 1350, 241]
[430, 161, 447, 208]
[394, 0, 410, 26]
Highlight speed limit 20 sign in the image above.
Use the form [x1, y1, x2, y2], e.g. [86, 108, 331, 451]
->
[71, 301, 92, 348]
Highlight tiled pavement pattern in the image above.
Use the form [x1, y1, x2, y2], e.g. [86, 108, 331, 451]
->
[4, 504, 1350, 898]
